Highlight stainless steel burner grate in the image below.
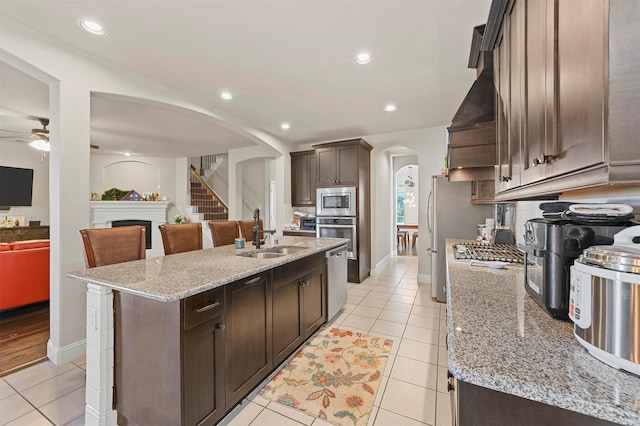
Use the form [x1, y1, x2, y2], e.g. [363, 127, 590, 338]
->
[454, 242, 524, 263]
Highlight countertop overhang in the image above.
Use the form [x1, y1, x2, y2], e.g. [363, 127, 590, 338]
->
[68, 236, 348, 302]
[445, 239, 640, 426]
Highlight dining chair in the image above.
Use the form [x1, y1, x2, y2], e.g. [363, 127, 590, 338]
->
[79, 225, 146, 268]
[208, 220, 239, 246]
[238, 219, 262, 242]
[158, 222, 202, 255]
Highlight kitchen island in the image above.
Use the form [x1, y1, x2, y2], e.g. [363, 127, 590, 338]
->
[68, 236, 348, 426]
[445, 239, 640, 426]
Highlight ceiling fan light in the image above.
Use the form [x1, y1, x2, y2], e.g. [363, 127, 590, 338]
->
[29, 140, 50, 152]
[79, 20, 108, 36]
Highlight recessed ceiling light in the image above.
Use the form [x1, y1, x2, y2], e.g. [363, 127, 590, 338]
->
[281, 123, 291, 130]
[355, 52, 371, 65]
[124, 152, 131, 157]
[220, 91, 233, 100]
[79, 20, 107, 36]
[384, 104, 397, 112]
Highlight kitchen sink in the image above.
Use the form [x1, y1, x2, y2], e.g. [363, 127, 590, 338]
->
[266, 245, 310, 255]
[236, 251, 285, 259]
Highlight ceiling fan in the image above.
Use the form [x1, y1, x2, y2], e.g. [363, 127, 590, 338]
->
[0, 116, 99, 151]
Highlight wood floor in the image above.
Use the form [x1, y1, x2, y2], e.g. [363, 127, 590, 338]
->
[0, 302, 49, 377]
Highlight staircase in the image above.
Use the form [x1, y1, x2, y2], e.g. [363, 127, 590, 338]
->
[188, 165, 228, 222]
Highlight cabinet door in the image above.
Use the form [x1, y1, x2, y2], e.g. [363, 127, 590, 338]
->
[522, 0, 554, 185]
[183, 314, 226, 426]
[506, 0, 524, 189]
[301, 268, 324, 337]
[551, 0, 606, 177]
[225, 274, 273, 407]
[495, 27, 510, 192]
[336, 144, 358, 185]
[291, 151, 316, 206]
[316, 147, 338, 186]
[272, 276, 303, 365]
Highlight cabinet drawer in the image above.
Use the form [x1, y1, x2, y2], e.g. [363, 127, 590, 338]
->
[183, 286, 224, 330]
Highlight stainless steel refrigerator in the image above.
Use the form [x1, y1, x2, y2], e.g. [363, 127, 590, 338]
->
[427, 176, 493, 302]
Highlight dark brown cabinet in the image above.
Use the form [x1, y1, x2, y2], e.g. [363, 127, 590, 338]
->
[112, 253, 330, 425]
[272, 253, 325, 365]
[183, 312, 226, 426]
[470, 180, 497, 204]
[489, 0, 640, 199]
[291, 150, 317, 206]
[316, 143, 359, 186]
[451, 375, 617, 425]
[225, 273, 273, 407]
[113, 286, 226, 426]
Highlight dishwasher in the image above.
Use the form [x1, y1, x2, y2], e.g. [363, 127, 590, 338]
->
[326, 244, 348, 321]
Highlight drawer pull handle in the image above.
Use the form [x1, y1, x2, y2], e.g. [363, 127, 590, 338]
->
[299, 280, 309, 287]
[195, 301, 220, 313]
[245, 276, 262, 285]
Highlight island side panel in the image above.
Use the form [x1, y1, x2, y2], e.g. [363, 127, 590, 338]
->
[114, 290, 182, 426]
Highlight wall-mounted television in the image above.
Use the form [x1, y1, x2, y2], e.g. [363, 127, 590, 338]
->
[0, 166, 34, 207]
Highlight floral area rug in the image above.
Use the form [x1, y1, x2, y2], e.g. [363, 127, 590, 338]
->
[259, 327, 393, 426]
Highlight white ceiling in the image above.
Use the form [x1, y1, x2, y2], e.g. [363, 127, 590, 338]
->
[0, 0, 491, 157]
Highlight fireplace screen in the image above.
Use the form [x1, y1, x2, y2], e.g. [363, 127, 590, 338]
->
[111, 220, 152, 249]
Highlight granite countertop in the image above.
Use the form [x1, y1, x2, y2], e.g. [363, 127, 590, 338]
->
[68, 236, 347, 302]
[445, 239, 640, 426]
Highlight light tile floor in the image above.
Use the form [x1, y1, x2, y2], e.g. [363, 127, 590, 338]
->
[0, 256, 449, 426]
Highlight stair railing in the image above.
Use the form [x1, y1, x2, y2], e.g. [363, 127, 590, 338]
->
[189, 165, 229, 215]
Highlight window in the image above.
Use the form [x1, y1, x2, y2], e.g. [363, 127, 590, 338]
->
[397, 184, 405, 224]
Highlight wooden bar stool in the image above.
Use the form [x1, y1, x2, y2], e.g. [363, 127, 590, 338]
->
[208, 220, 239, 246]
[79, 226, 146, 268]
[238, 219, 263, 243]
[411, 231, 418, 249]
[158, 223, 202, 255]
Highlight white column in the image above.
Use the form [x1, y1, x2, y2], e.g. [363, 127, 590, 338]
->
[47, 81, 91, 364]
[84, 283, 117, 426]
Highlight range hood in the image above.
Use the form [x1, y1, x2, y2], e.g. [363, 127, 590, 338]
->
[447, 25, 496, 182]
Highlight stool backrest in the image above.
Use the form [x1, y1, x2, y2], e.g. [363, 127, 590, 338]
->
[238, 219, 262, 241]
[79, 226, 146, 268]
[159, 223, 202, 255]
[208, 221, 239, 246]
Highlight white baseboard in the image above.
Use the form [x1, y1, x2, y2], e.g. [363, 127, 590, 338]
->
[370, 251, 394, 276]
[47, 339, 86, 365]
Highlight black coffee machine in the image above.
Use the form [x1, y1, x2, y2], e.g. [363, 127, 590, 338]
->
[522, 218, 634, 320]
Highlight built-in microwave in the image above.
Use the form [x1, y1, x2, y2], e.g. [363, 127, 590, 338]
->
[316, 186, 357, 217]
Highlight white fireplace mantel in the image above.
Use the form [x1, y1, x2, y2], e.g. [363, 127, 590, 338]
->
[90, 201, 170, 258]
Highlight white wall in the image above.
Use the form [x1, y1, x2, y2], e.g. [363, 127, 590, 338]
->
[0, 140, 50, 225]
[90, 154, 181, 221]
[368, 126, 448, 280]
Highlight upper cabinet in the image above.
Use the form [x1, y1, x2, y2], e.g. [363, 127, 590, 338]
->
[315, 143, 360, 186]
[487, 0, 640, 199]
[290, 150, 317, 207]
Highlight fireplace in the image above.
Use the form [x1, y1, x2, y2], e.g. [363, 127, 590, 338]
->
[112, 220, 152, 249]
[90, 201, 170, 258]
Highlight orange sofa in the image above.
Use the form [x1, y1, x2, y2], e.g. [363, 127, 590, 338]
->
[0, 239, 50, 311]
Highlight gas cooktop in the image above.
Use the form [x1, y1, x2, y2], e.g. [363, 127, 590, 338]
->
[454, 242, 524, 264]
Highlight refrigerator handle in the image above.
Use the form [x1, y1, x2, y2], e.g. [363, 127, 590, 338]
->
[426, 190, 433, 234]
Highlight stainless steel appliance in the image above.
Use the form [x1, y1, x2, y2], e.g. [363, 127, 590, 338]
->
[522, 218, 633, 320]
[428, 176, 493, 302]
[317, 217, 357, 260]
[326, 244, 348, 321]
[316, 186, 356, 217]
[454, 242, 524, 263]
[569, 226, 640, 375]
[300, 216, 316, 230]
